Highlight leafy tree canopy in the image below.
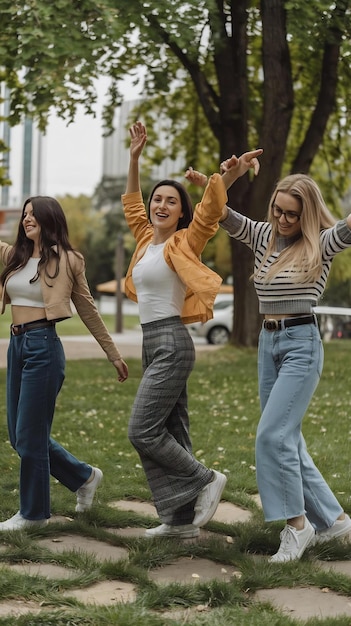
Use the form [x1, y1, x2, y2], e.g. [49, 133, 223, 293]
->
[1, 0, 351, 343]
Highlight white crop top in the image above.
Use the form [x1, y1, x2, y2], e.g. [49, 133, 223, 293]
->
[6, 258, 45, 307]
[132, 243, 186, 324]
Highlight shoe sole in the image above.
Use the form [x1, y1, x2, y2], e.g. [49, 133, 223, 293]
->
[193, 472, 227, 528]
[314, 523, 351, 544]
[145, 529, 200, 539]
[0, 519, 49, 532]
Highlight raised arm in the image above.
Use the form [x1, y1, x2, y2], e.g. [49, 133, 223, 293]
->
[220, 149, 263, 190]
[185, 149, 263, 191]
[125, 121, 148, 194]
[185, 149, 263, 221]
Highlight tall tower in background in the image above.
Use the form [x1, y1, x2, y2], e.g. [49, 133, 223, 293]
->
[0, 85, 45, 237]
[1, 85, 11, 207]
[0, 84, 45, 209]
[102, 100, 184, 181]
[19, 116, 45, 204]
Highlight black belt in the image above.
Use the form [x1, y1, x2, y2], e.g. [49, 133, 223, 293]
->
[11, 319, 55, 336]
[263, 315, 315, 331]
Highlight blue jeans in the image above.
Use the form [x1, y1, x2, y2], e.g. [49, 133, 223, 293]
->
[7, 326, 91, 520]
[256, 322, 342, 530]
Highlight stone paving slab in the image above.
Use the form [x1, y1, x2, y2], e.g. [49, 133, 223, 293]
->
[1, 477, 351, 622]
[109, 498, 253, 525]
[149, 556, 240, 584]
[37, 534, 128, 562]
[255, 586, 351, 620]
[62, 580, 137, 605]
[0, 600, 43, 618]
[3, 562, 80, 579]
[318, 560, 351, 577]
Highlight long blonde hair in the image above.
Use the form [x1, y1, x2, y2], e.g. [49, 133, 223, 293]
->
[256, 174, 337, 284]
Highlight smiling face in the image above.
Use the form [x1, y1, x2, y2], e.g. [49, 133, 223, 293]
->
[149, 185, 184, 236]
[272, 192, 302, 238]
[22, 202, 41, 247]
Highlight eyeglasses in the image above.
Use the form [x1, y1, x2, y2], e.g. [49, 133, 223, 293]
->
[271, 203, 301, 224]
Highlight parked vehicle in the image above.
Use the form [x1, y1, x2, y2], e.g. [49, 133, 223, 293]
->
[313, 305, 351, 340]
[189, 294, 233, 344]
[190, 302, 351, 346]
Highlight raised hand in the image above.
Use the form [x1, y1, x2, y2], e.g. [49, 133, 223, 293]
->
[184, 166, 208, 188]
[220, 149, 263, 189]
[221, 149, 263, 176]
[129, 121, 147, 161]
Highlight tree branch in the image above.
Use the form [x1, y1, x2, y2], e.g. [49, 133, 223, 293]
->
[292, 0, 349, 173]
[146, 12, 220, 132]
[259, 0, 294, 181]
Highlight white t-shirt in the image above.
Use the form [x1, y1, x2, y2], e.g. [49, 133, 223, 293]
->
[132, 243, 186, 324]
[6, 258, 45, 307]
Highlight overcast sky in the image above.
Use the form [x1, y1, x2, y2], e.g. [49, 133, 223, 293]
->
[6, 76, 141, 204]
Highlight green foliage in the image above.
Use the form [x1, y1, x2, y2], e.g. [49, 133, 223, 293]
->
[0, 139, 11, 187]
[58, 194, 97, 251]
[1, 0, 351, 344]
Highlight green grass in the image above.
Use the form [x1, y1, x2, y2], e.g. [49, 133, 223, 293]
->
[0, 341, 351, 624]
[0, 307, 140, 338]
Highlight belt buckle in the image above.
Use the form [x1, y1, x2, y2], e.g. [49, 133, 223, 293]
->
[265, 319, 279, 331]
[11, 325, 20, 336]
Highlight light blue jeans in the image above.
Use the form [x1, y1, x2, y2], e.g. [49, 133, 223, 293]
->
[256, 321, 342, 531]
[7, 326, 92, 520]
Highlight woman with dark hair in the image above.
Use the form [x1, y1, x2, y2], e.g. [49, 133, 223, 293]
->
[146, 179, 194, 230]
[0, 196, 128, 531]
[121, 121, 242, 539]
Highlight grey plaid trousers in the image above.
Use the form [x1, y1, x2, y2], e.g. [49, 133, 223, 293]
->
[128, 316, 212, 524]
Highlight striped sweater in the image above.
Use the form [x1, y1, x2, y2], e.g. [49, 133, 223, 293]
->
[221, 208, 351, 314]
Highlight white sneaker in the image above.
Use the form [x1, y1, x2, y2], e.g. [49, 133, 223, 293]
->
[315, 513, 351, 544]
[193, 470, 227, 527]
[75, 467, 103, 512]
[145, 524, 200, 539]
[0, 511, 48, 531]
[269, 517, 315, 563]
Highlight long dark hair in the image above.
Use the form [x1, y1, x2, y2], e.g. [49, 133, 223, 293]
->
[0, 196, 77, 286]
[147, 180, 194, 230]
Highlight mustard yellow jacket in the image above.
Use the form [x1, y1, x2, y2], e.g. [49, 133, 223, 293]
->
[0, 242, 121, 362]
[122, 173, 226, 324]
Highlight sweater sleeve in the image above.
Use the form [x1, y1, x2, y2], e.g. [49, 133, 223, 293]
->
[321, 219, 351, 260]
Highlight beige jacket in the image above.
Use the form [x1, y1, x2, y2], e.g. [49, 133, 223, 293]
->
[122, 173, 226, 324]
[0, 242, 121, 362]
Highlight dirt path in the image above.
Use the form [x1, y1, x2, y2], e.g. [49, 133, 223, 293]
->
[0, 330, 216, 368]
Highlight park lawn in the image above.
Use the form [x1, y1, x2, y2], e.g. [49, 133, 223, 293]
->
[0, 342, 350, 625]
[0, 306, 140, 338]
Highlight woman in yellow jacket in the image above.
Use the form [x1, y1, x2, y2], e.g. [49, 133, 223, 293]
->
[123, 120, 262, 539]
[0, 196, 128, 531]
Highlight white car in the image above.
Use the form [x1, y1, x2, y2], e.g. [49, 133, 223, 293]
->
[189, 294, 233, 344]
[190, 301, 351, 345]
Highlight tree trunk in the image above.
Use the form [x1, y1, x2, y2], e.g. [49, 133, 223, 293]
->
[231, 238, 261, 347]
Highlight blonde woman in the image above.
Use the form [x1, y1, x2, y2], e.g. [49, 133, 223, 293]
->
[188, 155, 351, 561]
